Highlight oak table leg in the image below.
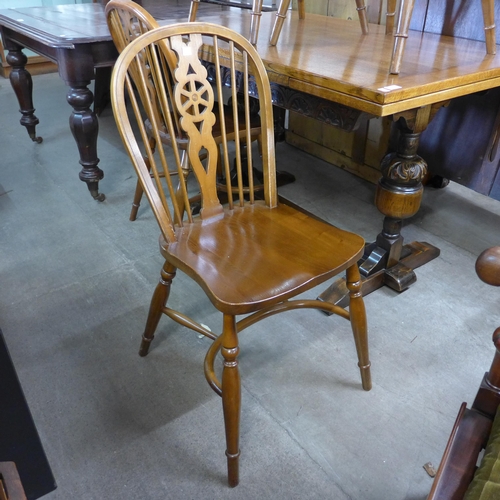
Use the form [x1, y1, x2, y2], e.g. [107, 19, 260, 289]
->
[319, 104, 445, 307]
[6, 46, 42, 144]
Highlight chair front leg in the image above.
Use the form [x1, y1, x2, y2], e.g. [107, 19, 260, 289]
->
[346, 264, 372, 391]
[139, 261, 177, 357]
[221, 314, 241, 487]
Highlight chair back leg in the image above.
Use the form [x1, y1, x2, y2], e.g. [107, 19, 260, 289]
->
[189, 0, 200, 21]
[355, 0, 369, 35]
[270, 0, 292, 46]
[250, 0, 264, 44]
[297, 0, 305, 19]
[481, 0, 497, 55]
[389, 0, 416, 74]
[386, 0, 397, 34]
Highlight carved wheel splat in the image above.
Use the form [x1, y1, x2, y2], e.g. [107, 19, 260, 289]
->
[171, 33, 222, 219]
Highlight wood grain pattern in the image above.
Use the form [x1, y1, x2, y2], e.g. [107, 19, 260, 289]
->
[184, 10, 500, 113]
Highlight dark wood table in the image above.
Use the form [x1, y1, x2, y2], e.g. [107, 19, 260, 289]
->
[1, 1, 500, 300]
[0, 1, 229, 201]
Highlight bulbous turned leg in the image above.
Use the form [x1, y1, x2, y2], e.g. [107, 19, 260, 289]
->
[67, 84, 105, 201]
[371, 130, 425, 289]
[346, 264, 371, 391]
[6, 47, 42, 144]
[360, 127, 434, 292]
[221, 314, 241, 487]
[139, 262, 177, 357]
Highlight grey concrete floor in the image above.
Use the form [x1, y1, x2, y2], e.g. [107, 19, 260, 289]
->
[1, 72, 500, 500]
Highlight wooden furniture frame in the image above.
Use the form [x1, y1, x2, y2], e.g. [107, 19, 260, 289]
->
[246, 0, 497, 74]
[427, 246, 500, 499]
[105, 0, 262, 220]
[111, 21, 371, 486]
[1, 2, 500, 301]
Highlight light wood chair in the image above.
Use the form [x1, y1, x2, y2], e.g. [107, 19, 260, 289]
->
[110, 21, 372, 486]
[106, 0, 263, 220]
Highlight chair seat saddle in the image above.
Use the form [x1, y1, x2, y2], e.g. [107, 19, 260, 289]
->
[162, 201, 365, 314]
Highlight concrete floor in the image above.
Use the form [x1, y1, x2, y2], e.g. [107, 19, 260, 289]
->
[1, 71, 500, 500]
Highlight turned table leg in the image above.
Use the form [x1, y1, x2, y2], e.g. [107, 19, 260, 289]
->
[67, 83, 105, 201]
[6, 46, 42, 144]
[319, 105, 444, 307]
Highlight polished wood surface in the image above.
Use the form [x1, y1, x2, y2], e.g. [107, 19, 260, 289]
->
[214, 10, 500, 115]
[2, 4, 499, 114]
[248, 0, 496, 74]
[427, 246, 500, 500]
[111, 21, 371, 486]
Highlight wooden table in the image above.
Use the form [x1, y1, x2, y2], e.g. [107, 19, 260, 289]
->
[1, 2, 500, 299]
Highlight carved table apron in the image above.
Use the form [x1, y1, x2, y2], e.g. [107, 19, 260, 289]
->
[2, 4, 500, 300]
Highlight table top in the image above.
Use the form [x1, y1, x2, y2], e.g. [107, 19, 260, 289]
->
[1, 3, 500, 116]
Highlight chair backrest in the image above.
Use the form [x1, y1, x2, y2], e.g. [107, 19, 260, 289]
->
[110, 22, 277, 242]
[106, 0, 185, 143]
[105, 0, 181, 71]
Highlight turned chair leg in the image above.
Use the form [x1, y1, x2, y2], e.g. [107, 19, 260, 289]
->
[270, 0, 292, 46]
[389, 0, 416, 74]
[250, 0, 264, 45]
[130, 179, 145, 221]
[189, 0, 200, 21]
[221, 314, 241, 487]
[346, 265, 372, 391]
[386, 0, 397, 34]
[297, 0, 305, 19]
[355, 0, 369, 35]
[270, 0, 369, 47]
[139, 262, 177, 357]
[481, 0, 497, 55]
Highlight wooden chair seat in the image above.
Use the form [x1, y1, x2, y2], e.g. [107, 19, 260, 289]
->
[161, 201, 365, 314]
